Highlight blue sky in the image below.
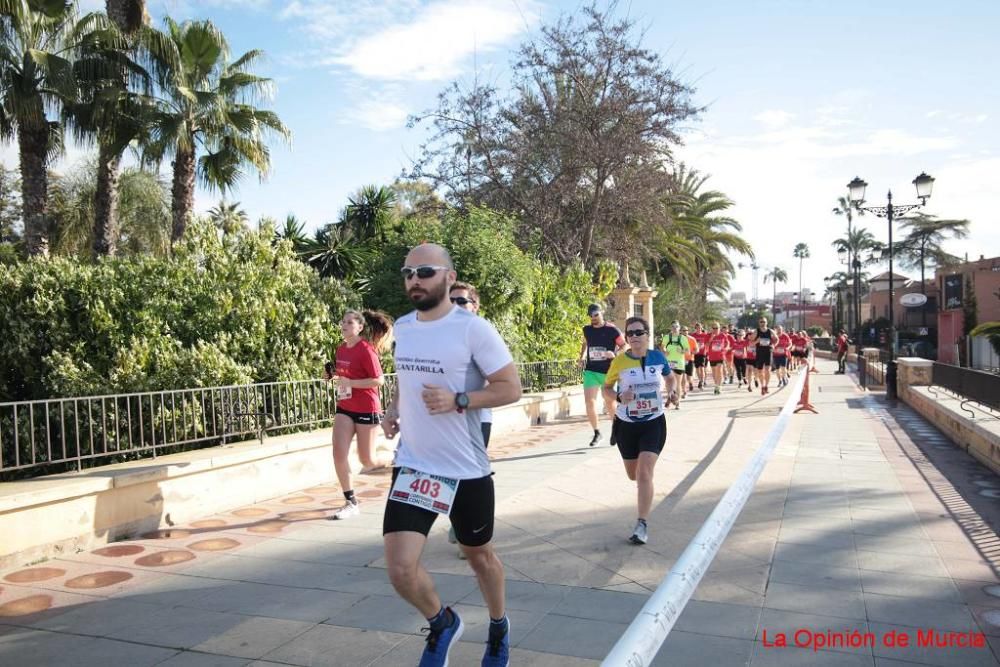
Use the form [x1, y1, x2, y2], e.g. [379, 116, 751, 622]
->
[5, 0, 998, 302]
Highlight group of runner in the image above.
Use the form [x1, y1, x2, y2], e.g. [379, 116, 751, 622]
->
[581, 313, 815, 413]
[320, 251, 815, 667]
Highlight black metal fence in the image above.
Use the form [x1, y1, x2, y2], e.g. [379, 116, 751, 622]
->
[930, 363, 1000, 418]
[859, 350, 890, 388]
[2, 361, 581, 480]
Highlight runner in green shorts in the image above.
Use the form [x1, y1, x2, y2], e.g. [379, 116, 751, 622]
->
[578, 304, 626, 447]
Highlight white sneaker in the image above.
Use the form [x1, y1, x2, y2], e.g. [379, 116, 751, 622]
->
[630, 519, 648, 545]
[330, 501, 360, 520]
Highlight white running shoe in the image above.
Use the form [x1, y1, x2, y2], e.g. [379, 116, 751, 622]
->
[630, 519, 648, 545]
[330, 501, 360, 520]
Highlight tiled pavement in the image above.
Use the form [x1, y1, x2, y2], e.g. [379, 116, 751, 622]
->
[2, 360, 1000, 666]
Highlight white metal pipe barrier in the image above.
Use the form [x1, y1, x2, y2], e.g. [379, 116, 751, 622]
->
[602, 368, 810, 667]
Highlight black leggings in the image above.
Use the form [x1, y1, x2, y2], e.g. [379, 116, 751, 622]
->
[734, 358, 747, 382]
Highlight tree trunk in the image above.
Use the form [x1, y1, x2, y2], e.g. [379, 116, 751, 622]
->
[171, 148, 196, 243]
[105, 0, 145, 34]
[18, 124, 50, 256]
[93, 144, 121, 257]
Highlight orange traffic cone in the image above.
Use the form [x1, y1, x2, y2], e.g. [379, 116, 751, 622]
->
[794, 370, 818, 414]
[809, 351, 819, 373]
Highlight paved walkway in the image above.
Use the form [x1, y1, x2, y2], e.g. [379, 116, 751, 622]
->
[2, 360, 999, 666]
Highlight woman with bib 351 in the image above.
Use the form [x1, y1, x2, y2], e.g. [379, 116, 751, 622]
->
[603, 316, 670, 545]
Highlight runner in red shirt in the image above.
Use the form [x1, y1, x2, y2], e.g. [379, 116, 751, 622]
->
[836, 330, 849, 373]
[745, 335, 757, 392]
[724, 324, 737, 384]
[790, 331, 806, 370]
[773, 325, 792, 388]
[325, 309, 394, 520]
[691, 322, 710, 390]
[706, 322, 731, 395]
[731, 329, 751, 387]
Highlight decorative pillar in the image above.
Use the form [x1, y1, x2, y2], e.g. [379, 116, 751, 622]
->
[607, 261, 639, 342]
[634, 270, 659, 345]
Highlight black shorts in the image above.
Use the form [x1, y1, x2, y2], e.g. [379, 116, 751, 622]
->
[694, 354, 707, 368]
[336, 406, 383, 425]
[792, 350, 805, 358]
[672, 368, 686, 376]
[684, 361, 693, 376]
[481, 422, 492, 448]
[709, 359, 724, 367]
[754, 349, 772, 369]
[613, 415, 666, 460]
[383, 468, 495, 547]
[773, 356, 788, 369]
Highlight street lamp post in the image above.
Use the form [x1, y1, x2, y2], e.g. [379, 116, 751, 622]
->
[847, 172, 935, 400]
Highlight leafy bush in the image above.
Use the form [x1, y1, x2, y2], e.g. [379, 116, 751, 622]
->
[0, 221, 359, 401]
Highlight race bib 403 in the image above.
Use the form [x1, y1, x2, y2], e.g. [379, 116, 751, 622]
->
[390, 468, 459, 515]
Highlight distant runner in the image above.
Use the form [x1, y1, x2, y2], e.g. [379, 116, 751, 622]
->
[578, 304, 625, 447]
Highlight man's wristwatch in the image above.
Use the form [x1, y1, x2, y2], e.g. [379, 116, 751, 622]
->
[455, 392, 470, 413]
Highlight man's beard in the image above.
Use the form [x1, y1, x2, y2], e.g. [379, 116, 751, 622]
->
[408, 279, 448, 311]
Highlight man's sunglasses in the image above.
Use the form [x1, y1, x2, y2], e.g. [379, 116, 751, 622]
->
[626, 329, 648, 337]
[400, 264, 449, 280]
[450, 296, 476, 306]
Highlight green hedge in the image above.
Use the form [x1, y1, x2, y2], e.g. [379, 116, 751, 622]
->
[1, 208, 612, 403]
[0, 221, 359, 401]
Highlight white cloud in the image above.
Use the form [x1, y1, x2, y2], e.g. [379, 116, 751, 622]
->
[753, 109, 795, 129]
[281, 0, 537, 81]
[342, 100, 410, 131]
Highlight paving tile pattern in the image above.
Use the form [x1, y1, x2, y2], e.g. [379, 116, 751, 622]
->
[1, 361, 999, 665]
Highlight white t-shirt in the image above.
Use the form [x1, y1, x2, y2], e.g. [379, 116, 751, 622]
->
[393, 307, 514, 479]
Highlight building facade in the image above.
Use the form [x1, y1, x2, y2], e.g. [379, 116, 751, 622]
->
[936, 255, 1000, 367]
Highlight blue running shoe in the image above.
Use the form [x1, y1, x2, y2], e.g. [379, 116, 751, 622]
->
[481, 619, 511, 667]
[418, 608, 463, 667]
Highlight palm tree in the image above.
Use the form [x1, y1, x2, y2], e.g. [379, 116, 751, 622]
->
[832, 226, 882, 332]
[895, 212, 970, 326]
[143, 18, 290, 243]
[763, 266, 788, 318]
[67, 11, 173, 256]
[342, 185, 396, 242]
[301, 223, 370, 282]
[824, 272, 851, 332]
[207, 199, 247, 235]
[793, 242, 810, 330]
[0, 0, 79, 255]
[105, 0, 145, 34]
[833, 195, 863, 334]
[274, 213, 308, 249]
[667, 167, 753, 316]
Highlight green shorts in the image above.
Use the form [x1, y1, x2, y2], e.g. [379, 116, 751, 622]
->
[583, 370, 607, 389]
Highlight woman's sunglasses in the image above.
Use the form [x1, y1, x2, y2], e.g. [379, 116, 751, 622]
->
[626, 329, 648, 337]
[400, 265, 449, 280]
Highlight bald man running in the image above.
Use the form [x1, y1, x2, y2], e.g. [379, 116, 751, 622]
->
[382, 243, 522, 667]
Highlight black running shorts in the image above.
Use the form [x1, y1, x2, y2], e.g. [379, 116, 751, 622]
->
[336, 407, 383, 425]
[754, 348, 772, 369]
[684, 361, 694, 376]
[613, 415, 666, 460]
[383, 469, 495, 547]
[693, 354, 707, 368]
[773, 356, 788, 369]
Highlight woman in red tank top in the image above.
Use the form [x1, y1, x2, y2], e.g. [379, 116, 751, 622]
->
[324, 310, 393, 520]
